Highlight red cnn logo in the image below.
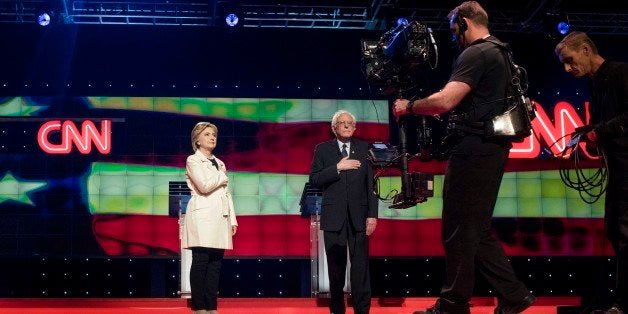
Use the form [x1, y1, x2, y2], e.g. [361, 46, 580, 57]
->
[37, 120, 111, 154]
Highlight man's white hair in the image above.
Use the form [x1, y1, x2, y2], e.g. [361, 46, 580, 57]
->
[330, 110, 357, 136]
[331, 110, 357, 126]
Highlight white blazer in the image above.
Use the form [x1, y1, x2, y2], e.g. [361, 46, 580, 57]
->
[182, 150, 237, 250]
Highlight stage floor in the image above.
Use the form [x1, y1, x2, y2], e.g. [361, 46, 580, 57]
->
[0, 297, 580, 313]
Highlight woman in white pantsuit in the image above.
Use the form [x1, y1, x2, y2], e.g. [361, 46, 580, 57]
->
[182, 122, 237, 314]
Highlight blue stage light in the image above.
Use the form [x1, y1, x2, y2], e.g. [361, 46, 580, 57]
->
[396, 17, 409, 27]
[225, 13, 239, 27]
[37, 12, 51, 26]
[557, 21, 570, 35]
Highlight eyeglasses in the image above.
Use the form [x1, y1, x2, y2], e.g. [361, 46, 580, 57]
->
[335, 121, 355, 127]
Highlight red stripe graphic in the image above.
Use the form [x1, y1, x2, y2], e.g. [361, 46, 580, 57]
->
[92, 215, 613, 257]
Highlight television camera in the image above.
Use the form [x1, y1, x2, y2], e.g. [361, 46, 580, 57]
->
[362, 20, 439, 209]
[361, 20, 436, 93]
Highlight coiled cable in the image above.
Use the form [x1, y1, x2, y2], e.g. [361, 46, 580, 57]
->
[554, 128, 608, 204]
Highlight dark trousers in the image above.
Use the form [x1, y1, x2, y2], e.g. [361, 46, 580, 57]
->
[440, 147, 528, 307]
[190, 247, 225, 311]
[324, 218, 371, 314]
[605, 154, 628, 309]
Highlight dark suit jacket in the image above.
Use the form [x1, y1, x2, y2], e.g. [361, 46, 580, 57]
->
[309, 138, 378, 231]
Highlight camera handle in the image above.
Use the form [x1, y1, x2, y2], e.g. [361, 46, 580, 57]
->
[395, 90, 413, 201]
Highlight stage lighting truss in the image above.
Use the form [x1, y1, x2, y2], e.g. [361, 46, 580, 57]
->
[239, 4, 370, 29]
[0, 0, 627, 35]
[68, 1, 213, 26]
[0, 0, 45, 24]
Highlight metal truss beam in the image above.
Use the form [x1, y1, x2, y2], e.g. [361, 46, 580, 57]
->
[0, 0, 46, 23]
[566, 12, 628, 35]
[68, 1, 214, 26]
[1, 0, 627, 35]
[240, 4, 370, 29]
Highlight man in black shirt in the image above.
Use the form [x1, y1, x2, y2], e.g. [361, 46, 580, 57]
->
[556, 31, 628, 314]
[393, 1, 534, 313]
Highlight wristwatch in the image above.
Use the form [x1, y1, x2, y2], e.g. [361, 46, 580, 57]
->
[406, 100, 414, 114]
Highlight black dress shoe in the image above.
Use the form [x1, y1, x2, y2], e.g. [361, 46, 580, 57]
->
[494, 294, 536, 314]
[413, 298, 471, 314]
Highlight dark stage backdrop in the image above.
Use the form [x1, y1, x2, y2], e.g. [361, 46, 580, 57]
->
[0, 24, 626, 258]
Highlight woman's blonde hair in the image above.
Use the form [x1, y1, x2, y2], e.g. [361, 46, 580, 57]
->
[190, 122, 218, 151]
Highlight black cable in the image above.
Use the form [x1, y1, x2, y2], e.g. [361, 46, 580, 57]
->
[556, 130, 608, 204]
[373, 168, 398, 202]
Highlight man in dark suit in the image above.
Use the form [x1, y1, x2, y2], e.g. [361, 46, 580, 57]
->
[309, 109, 379, 314]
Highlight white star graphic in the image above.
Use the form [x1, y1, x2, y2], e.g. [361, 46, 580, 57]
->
[0, 97, 48, 116]
[0, 172, 47, 206]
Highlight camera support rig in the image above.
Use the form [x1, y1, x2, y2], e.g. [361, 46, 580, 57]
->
[362, 20, 438, 209]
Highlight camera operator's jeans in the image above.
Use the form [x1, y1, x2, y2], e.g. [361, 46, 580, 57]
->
[440, 142, 528, 305]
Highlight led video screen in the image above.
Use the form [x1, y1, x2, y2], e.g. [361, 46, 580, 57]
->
[0, 96, 606, 257]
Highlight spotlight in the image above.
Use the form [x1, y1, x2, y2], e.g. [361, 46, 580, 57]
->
[37, 12, 51, 26]
[545, 11, 570, 38]
[225, 13, 239, 27]
[557, 21, 570, 35]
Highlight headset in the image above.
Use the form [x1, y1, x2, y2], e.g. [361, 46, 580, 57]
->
[456, 14, 467, 34]
[450, 13, 467, 45]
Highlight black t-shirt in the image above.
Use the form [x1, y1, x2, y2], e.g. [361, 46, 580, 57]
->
[449, 36, 511, 123]
[446, 36, 513, 153]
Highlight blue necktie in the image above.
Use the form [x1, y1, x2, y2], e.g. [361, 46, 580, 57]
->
[341, 144, 348, 157]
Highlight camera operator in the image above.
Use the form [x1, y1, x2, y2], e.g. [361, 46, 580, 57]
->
[392, 2, 534, 313]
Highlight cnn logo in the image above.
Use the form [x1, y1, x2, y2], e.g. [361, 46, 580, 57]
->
[37, 120, 111, 154]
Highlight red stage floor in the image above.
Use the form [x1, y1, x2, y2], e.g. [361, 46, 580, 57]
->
[0, 297, 580, 313]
